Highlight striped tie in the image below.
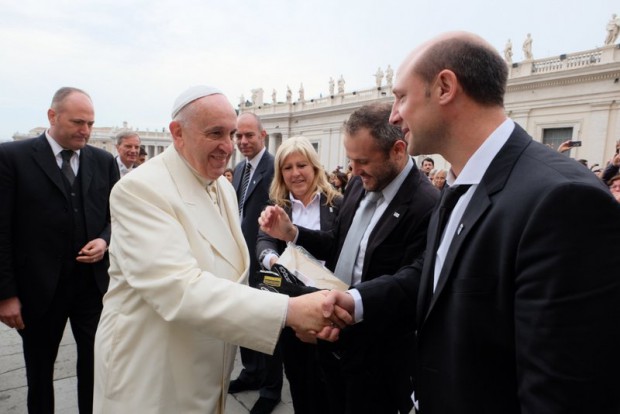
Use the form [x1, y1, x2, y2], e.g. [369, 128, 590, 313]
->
[238, 162, 251, 215]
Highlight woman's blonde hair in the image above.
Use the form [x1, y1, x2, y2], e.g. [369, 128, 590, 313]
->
[270, 136, 340, 208]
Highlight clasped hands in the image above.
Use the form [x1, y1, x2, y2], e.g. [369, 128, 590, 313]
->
[261, 205, 356, 342]
[286, 289, 356, 343]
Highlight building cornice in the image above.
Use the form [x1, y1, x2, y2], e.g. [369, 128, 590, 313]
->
[508, 68, 620, 92]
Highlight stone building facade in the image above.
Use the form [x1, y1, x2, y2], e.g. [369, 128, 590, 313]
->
[13, 43, 620, 171]
[13, 121, 170, 160]
[239, 44, 620, 172]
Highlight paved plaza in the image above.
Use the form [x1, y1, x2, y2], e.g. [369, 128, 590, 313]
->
[0, 323, 294, 413]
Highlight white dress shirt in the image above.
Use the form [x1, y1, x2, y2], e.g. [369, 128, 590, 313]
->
[433, 118, 514, 290]
[45, 130, 80, 174]
[349, 119, 515, 321]
[116, 156, 134, 177]
[350, 157, 414, 286]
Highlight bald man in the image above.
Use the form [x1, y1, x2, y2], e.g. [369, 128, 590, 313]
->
[0, 87, 119, 413]
[322, 32, 620, 413]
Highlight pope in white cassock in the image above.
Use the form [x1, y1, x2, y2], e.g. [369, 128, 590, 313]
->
[93, 86, 333, 414]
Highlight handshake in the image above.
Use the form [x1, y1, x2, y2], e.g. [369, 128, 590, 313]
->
[258, 264, 355, 342]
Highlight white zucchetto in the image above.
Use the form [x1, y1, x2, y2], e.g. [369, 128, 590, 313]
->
[171, 85, 223, 118]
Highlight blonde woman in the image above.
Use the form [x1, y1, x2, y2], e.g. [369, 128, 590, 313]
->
[256, 136, 341, 413]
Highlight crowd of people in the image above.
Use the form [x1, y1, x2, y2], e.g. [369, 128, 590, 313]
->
[1, 31, 620, 414]
[556, 138, 620, 202]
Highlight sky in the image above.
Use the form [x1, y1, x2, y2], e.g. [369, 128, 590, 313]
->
[0, 0, 618, 141]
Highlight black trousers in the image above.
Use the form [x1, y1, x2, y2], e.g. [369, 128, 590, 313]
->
[237, 344, 283, 401]
[280, 327, 328, 414]
[317, 339, 414, 414]
[19, 264, 103, 414]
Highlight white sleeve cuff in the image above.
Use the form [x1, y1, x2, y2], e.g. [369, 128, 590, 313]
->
[262, 253, 279, 270]
[347, 288, 364, 323]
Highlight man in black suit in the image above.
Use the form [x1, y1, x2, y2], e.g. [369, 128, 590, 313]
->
[0, 87, 119, 413]
[321, 32, 620, 413]
[229, 112, 280, 414]
[259, 103, 439, 413]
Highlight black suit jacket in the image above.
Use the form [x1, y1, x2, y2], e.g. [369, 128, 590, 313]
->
[297, 163, 439, 282]
[0, 134, 119, 322]
[233, 150, 274, 284]
[358, 124, 620, 413]
[295, 163, 439, 412]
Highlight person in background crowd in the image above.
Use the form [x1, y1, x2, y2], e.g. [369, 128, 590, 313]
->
[0, 86, 119, 414]
[330, 170, 349, 194]
[345, 164, 353, 183]
[428, 168, 437, 182]
[421, 156, 434, 177]
[229, 112, 280, 414]
[432, 168, 448, 190]
[114, 130, 141, 177]
[602, 140, 620, 182]
[135, 146, 148, 166]
[256, 136, 342, 413]
[608, 174, 620, 202]
[224, 167, 234, 183]
[590, 164, 603, 179]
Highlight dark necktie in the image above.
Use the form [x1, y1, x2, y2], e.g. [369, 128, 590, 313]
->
[238, 162, 252, 215]
[428, 184, 472, 291]
[60, 150, 76, 185]
[333, 191, 382, 285]
[434, 184, 471, 246]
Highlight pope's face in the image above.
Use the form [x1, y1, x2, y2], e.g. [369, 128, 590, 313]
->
[170, 94, 236, 180]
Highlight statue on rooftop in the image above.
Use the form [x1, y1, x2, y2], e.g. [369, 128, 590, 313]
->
[385, 65, 393, 87]
[337, 75, 345, 95]
[298, 83, 305, 102]
[504, 39, 513, 64]
[250, 88, 264, 106]
[374, 67, 384, 88]
[286, 86, 292, 103]
[522, 33, 533, 60]
[605, 13, 620, 45]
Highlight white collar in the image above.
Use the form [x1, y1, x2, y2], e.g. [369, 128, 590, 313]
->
[246, 147, 267, 170]
[45, 129, 81, 158]
[448, 118, 515, 186]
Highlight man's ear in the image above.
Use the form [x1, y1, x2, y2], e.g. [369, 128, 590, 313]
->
[392, 139, 408, 160]
[47, 108, 56, 126]
[435, 69, 458, 104]
[169, 121, 183, 146]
